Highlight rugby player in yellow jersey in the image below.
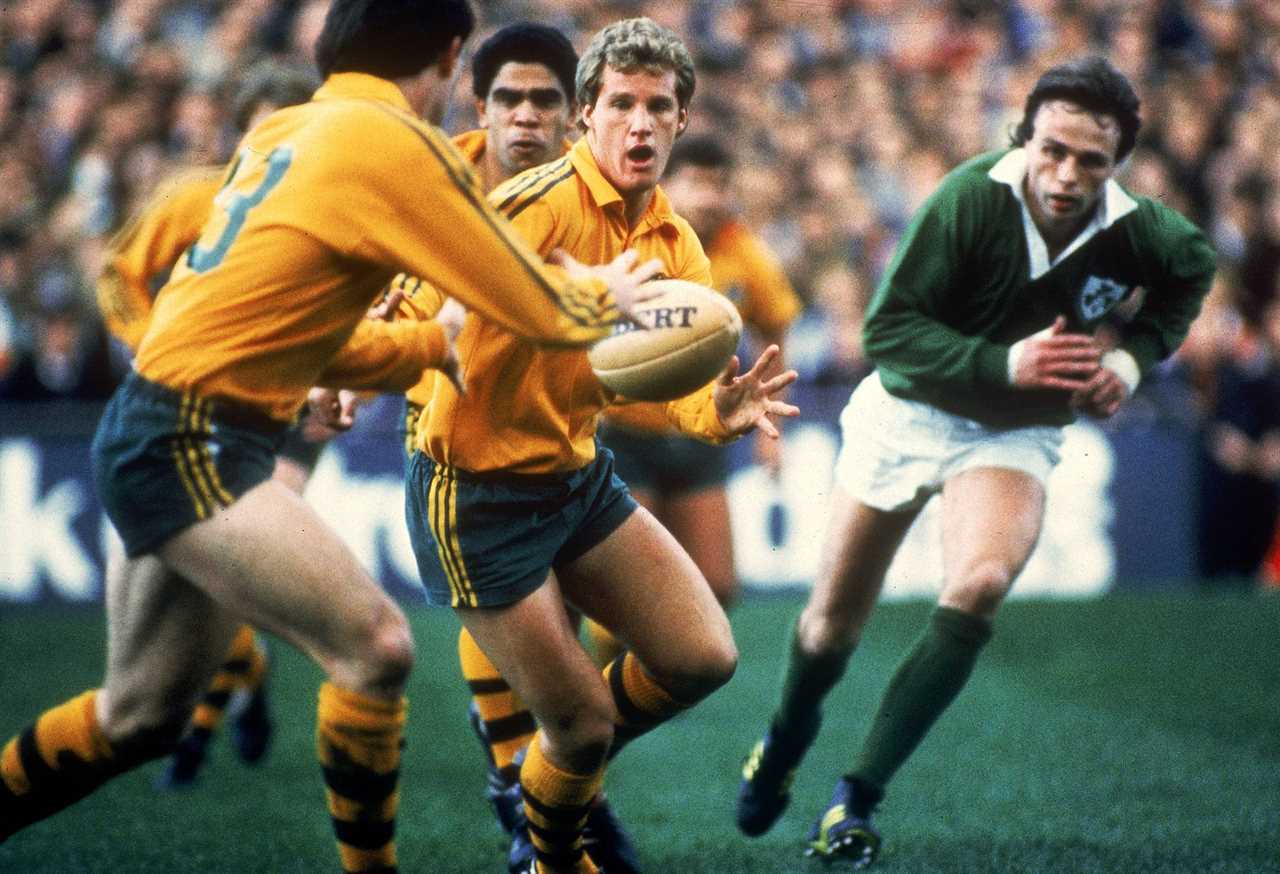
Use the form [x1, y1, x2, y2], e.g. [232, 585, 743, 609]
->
[99, 59, 324, 791]
[404, 18, 799, 874]
[390, 22, 586, 842]
[0, 3, 665, 871]
[599, 134, 803, 613]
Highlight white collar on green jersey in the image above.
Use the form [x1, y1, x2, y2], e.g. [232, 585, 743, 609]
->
[988, 148, 1137, 280]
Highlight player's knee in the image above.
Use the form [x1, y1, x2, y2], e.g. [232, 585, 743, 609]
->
[944, 561, 1014, 616]
[98, 688, 190, 758]
[658, 635, 738, 703]
[341, 602, 415, 696]
[796, 607, 861, 657]
[540, 691, 616, 771]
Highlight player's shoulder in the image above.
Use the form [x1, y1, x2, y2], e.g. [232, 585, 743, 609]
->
[1118, 188, 1216, 264]
[490, 155, 578, 220]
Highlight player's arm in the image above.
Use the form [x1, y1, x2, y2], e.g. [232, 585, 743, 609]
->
[862, 171, 1099, 395]
[96, 169, 222, 350]
[340, 112, 653, 346]
[1071, 203, 1216, 418]
[318, 318, 450, 392]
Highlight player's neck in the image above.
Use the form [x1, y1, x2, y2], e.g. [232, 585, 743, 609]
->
[479, 151, 506, 193]
[622, 188, 654, 229]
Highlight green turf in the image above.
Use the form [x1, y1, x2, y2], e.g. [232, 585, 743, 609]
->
[2, 593, 1278, 873]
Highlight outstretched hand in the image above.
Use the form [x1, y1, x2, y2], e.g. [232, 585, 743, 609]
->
[713, 345, 800, 439]
[1011, 316, 1100, 392]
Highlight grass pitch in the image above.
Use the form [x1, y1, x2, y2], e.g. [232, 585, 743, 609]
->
[1, 593, 1277, 873]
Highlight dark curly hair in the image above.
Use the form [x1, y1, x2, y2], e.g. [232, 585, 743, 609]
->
[1012, 56, 1141, 162]
[470, 23, 578, 102]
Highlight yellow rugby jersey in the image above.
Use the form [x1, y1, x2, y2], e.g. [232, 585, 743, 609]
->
[97, 167, 223, 351]
[134, 73, 618, 423]
[398, 130, 579, 412]
[415, 137, 729, 474]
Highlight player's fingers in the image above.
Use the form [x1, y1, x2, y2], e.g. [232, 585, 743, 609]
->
[1040, 375, 1095, 392]
[1046, 361, 1103, 378]
[745, 344, 780, 377]
[1040, 336, 1102, 354]
[628, 257, 664, 287]
[761, 369, 799, 395]
[719, 355, 742, 385]
[1047, 315, 1068, 335]
[768, 401, 800, 418]
[755, 416, 781, 439]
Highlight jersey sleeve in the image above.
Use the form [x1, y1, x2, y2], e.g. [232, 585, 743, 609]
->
[862, 171, 1012, 391]
[318, 318, 448, 392]
[96, 169, 222, 351]
[317, 106, 618, 347]
[384, 274, 447, 321]
[1123, 201, 1217, 374]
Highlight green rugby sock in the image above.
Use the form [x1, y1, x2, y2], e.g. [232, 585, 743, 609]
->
[850, 606, 992, 795]
[773, 621, 852, 744]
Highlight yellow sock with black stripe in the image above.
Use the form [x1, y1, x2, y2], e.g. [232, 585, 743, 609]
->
[0, 690, 124, 842]
[458, 628, 535, 778]
[519, 734, 602, 874]
[603, 652, 691, 756]
[316, 683, 405, 874]
[583, 619, 624, 669]
[188, 625, 264, 743]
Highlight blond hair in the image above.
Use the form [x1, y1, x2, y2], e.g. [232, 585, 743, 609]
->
[575, 17, 696, 116]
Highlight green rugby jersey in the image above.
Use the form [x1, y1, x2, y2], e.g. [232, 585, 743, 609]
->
[863, 148, 1215, 428]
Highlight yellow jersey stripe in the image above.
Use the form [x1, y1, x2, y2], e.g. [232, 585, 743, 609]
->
[364, 102, 603, 329]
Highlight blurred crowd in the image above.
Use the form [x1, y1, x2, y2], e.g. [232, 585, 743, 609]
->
[1, 0, 1279, 582]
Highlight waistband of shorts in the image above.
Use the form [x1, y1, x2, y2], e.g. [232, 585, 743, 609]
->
[126, 372, 293, 436]
[417, 451, 595, 487]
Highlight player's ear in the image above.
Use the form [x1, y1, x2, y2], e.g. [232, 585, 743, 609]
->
[437, 35, 463, 79]
[475, 98, 488, 125]
[675, 106, 688, 137]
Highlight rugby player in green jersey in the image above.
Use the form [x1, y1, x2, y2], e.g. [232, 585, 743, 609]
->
[735, 56, 1215, 868]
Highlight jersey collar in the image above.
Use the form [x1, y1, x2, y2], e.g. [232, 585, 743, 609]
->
[988, 147, 1138, 280]
[313, 73, 414, 113]
[568, 138, 678, 235]
[451, 128, 488, 165]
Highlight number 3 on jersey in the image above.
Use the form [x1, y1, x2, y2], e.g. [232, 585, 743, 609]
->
[188, 146, 294, 273]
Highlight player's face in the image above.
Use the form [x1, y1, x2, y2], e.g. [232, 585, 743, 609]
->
[478, 62, 573, 177]
[582, 65, 687, 201]
[1023, 99, 1121, 244]
[663, 164, 730, 240]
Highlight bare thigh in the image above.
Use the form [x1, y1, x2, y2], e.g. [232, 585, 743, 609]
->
[659, 485, 737, 607]
[157, 479, 411, 697]
[939, 466, 1046, 618]
[556, 507, 737, 702]
[99, 554, 242, 742]
[796, 487, 919, 653]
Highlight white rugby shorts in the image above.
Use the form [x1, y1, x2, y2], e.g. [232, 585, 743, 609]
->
[833, 372, 1065, 513]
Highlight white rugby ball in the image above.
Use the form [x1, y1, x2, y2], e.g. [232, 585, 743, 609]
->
[589, 279, 742, 402]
